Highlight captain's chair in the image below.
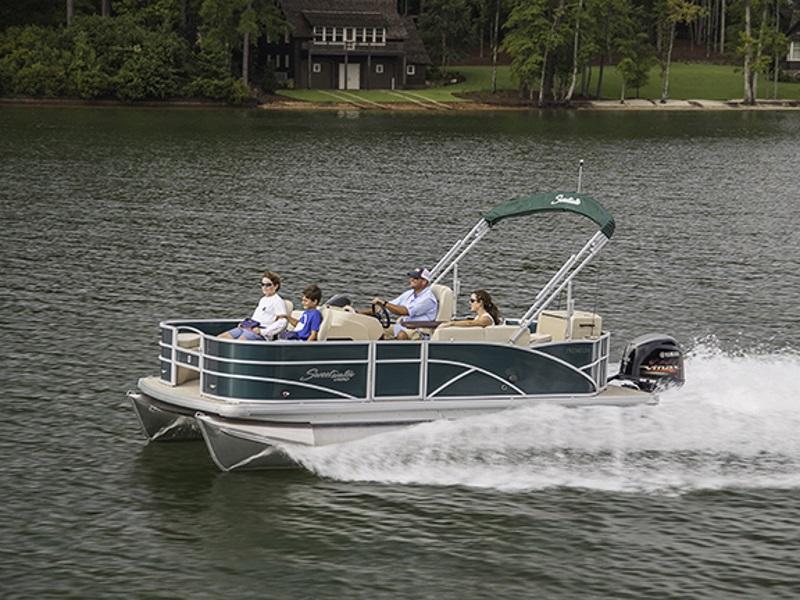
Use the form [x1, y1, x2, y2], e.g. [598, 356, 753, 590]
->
[429, 284, 454, 321]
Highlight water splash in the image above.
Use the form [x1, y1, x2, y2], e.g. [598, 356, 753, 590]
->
[281, 345, 800, 494]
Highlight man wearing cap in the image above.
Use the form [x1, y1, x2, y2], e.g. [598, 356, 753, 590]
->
[369, 267, 439, 340]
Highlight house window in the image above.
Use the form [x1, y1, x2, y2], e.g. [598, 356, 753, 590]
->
[333, 27, 343, 43]
[789, 41, 800, 62]
[285, 55, 289, 68]
[368, 28, 386, 45]
[313, 63, 321, 73]
[376, 64, 384, 74]
[356, 27, 366, 44]
[406, 65, 416, 76]
[313, 26, 323, 42]
[345, 27, 355, 43]
[284, 30, 290, 43]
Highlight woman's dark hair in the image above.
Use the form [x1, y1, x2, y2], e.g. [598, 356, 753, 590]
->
[473, 289, 500, 325]
[303, 284, 322, 303]
[263, 271, 281, 292]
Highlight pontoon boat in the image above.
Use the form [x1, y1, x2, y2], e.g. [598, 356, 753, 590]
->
[129, 192, 684, 471]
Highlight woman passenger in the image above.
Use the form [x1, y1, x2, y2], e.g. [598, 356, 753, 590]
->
[438, 289, 500, 328]
[218, 271, 288, 340]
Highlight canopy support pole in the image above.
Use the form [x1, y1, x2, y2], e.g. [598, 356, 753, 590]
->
[430, 219, 491, 285]
[510, 231, 609, 344]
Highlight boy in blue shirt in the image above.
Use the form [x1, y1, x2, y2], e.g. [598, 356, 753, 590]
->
[277, 284, 323, 341]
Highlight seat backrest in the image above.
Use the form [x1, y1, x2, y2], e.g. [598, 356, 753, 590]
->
[316, 307, 333, 341]
[537, 310, 602, 342]
[322, 308, 383, 341]
[283, 299, 294, 315]
[429, 284, 454, 321]
[431, 326, 485, 342]
[483, 325, 530, 347]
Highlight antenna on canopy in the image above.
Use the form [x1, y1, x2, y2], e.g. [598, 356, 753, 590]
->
[577, 159, 584, 193]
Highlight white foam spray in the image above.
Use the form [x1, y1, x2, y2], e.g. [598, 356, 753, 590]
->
[281, 344, 800, 494]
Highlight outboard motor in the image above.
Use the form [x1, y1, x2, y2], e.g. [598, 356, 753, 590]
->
[616, 333, 684, 392]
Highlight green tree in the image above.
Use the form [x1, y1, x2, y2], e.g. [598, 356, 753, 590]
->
[585, 0, 636, 98]
[419, 0, 472, 70]
[617, 39, 655, 101]
[0, 26, 71, 96]
[114, 0, 185, 31]
[656, 0, 705, 102]
[69, 28, 110, 98]
[198, 0, 284, 90]
[738, 0, 787, 103]
[114, 30, 189, 100]
[503, 0, 578, 104]
[614, 3, 654, 101]
[503, 0, 551, 99]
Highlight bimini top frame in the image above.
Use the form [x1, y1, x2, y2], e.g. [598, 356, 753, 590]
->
[429, 192, 616, 344]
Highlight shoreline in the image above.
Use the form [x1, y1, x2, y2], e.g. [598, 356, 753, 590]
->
[2, 96, 798, 112]
[261, 97, 800, 112]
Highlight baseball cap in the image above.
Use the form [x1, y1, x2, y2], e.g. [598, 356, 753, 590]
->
[406, 267, 432, 281]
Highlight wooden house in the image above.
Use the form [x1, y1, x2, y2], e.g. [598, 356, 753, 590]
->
[265, 0, 431, 90]
[786, 20, 800, 79]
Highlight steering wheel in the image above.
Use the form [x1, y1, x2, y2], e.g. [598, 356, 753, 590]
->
[371, 303, 392, 329]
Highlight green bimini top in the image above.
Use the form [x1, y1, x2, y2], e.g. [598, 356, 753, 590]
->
[483, 192, 616, 239]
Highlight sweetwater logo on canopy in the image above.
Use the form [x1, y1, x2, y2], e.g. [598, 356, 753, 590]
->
[300, 368, 355, 383]
[551, 194, 582, 206]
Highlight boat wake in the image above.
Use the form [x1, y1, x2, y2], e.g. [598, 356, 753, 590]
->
[281, 345, 800, 494]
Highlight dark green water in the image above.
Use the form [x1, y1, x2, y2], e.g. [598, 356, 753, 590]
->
[1, 107, 799, 598]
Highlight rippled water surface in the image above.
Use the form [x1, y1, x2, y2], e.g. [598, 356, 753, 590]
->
[1, 107, 799, 598]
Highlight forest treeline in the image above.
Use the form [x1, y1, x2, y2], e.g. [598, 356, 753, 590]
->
[0, 0, 797, 104]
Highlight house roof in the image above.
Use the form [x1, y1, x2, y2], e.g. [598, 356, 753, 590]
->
[281, 0, 408, 38]
[302, 10, 388, 28]
[279, 0, 431, 64]
[403, 16, 431, 65]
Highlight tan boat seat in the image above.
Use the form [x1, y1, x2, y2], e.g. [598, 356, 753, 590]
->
[431, 327, 485, 342]
[321, 307, 383, 341]
[529, 332, 553, 345]
[431, 324, 532, 347]
[177, 332, 200, 349]
[484, 325, 530, 347]
[537, 310, 602, 342]
[175, 332, 201, 384]
[317, 306, 333, 341]
[430, 284, 454, 321]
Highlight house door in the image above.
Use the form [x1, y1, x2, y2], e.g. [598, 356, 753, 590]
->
[338, 63, 360, 90]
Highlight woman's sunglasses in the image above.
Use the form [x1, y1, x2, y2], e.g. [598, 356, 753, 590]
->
[260, 281, 274, 288]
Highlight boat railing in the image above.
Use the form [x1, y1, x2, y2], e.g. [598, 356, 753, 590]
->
[510, 230, 610, 343]
[157, 319, 611, 403]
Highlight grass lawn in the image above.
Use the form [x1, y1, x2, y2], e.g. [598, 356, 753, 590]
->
[277, 88, 469, 103]
[590, 63, 800, 101]
[277, 63, 800, 104]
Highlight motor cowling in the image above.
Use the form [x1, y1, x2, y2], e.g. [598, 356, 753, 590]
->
[617, 333, 684, 393]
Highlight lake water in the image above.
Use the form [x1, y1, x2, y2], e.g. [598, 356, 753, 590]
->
[1, 106, 799, 598]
